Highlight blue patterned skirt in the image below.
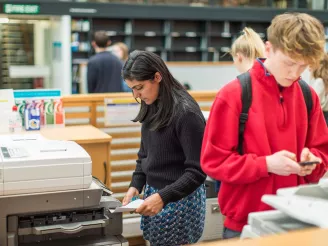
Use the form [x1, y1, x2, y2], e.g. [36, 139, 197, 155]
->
[141, 184, 206, 246]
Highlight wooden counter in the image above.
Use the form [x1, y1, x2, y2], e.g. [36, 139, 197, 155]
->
[195, 228, 327, 246]
[40, 125, 111, 144]
[40, 125, 112, 187]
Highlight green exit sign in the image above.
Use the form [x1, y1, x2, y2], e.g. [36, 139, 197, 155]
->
[4, 4, 40, 15]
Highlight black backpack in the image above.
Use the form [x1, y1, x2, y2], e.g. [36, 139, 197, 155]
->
[237, 71, 313, 155]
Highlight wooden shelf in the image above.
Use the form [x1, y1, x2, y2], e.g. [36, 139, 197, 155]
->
[70, 11, 328, 93]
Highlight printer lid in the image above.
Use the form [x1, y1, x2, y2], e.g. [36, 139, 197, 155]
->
[262, 194, 328, 228]
[0, 140, 91, 167]
[261, 178, 328, 229]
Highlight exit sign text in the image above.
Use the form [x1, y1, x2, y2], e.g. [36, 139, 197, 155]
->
[4, 4, 40, 15]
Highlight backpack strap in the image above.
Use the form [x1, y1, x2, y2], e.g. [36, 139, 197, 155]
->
[298, 79, 313, 119]
[237, 72, 252, 155]
[236, 75, 312, 155]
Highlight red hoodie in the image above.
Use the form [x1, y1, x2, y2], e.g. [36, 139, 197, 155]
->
[201, 60, 328, 232]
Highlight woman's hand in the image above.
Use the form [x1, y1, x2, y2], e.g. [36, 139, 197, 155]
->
[136, 193, 164, 216]
[122, 187, 139, 206]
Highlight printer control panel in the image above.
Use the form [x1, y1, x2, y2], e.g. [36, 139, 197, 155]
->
[1, 147, 28, 158]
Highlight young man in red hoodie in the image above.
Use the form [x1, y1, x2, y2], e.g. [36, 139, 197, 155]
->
[201, 12, 328, 239]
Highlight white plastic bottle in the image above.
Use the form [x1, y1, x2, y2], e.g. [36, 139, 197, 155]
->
[8, 105, 22, 133]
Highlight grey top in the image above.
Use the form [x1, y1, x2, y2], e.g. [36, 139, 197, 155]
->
[309, 77, 328, 111]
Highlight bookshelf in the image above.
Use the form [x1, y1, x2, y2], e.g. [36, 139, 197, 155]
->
[69, 17, 271, 93]
[69, 14, 327, 93]
[71, 17, 272, 62]
[0, 23, 34, 90]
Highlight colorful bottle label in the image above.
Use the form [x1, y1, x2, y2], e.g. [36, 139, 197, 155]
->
[25, 108, 41, 131]
[35, 100, 45, 126]
[13, 89, 64, 128]
[44, 99, 54, 125]
[15, 99, 26, 127]
[54, 99, 64, 125]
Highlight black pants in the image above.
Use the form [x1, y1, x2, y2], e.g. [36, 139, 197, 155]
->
[222, 227, 241, 239]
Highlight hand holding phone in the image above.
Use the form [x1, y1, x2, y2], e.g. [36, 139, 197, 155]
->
[299, 161, 320, 166]
[298, 148, 322, 176]
[266, 150, 299, 176]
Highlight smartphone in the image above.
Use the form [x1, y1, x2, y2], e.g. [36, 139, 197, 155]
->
[299, 161, 320, 166]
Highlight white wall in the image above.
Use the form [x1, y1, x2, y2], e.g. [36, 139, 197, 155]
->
[50, 15, 71, 95]
[167, 64, 311, 91]
[168, 64, 238, 91]
[34, 20, 51, 88]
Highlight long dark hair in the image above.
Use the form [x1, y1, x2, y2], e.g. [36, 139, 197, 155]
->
[122, 50, 201, 131]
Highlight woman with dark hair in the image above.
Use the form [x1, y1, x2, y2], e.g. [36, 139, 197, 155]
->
[122, 50, 206, 245]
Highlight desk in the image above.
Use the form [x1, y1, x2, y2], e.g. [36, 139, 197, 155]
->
[195, 228, 328, 246]
[40, 125, 112, 188]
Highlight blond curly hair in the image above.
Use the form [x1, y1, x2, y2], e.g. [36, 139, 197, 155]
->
[267, 12, 325, 69]
[312, 53, 328, 89]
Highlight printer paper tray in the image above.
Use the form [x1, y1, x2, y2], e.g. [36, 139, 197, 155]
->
[17, 235, 128, 246]
[19, 218, 109, 236]
[262, 195, 328, 228]
[248, 210, 314, 236]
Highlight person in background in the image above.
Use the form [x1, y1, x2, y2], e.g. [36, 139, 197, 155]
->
[230, 27, 265, 73]
[201, 12, 328, 239]
[122, 50, 206, 245]
[111, 42, 131, 92]
[310, 53, 328, 125]
[87, 31, 123, 93]
[111, 42, 129, 62]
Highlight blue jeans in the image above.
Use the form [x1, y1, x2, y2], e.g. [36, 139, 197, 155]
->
[222, 227, 241, 239]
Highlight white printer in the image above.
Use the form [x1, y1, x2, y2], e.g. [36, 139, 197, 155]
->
[241, 178, 328, 239]
[0, 134, 128, 246]
[0, 134, 92, 196]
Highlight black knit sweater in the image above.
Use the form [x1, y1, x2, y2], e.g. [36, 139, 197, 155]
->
[130, 103, 207, 206]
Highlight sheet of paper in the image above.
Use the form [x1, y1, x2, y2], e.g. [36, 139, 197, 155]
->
[109, 199, 144, 213]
